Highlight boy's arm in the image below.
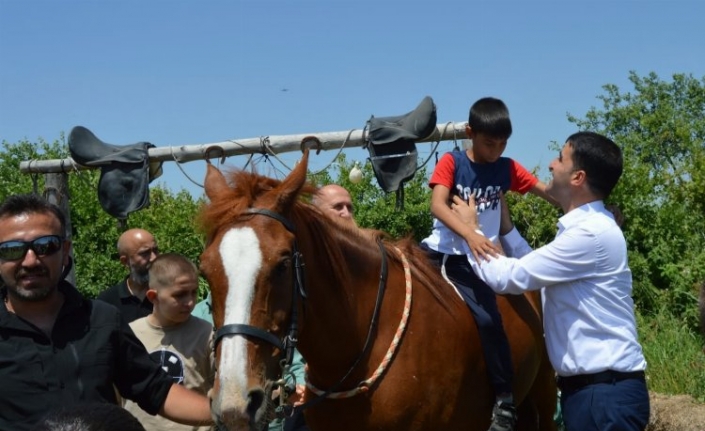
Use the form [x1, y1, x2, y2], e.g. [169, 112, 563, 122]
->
[527, 180, 560, 207]
[431, 184, 500, 262]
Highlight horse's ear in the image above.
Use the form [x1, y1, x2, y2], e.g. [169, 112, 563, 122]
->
[273, 149, 310, 212]
[204, 163, 229, 200]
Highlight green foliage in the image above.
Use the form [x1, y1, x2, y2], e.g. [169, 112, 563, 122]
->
[638, 310, 705, 401]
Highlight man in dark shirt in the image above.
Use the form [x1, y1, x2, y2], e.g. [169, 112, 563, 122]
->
[0, 194, 212, 431]
[97, 228, 158, 322]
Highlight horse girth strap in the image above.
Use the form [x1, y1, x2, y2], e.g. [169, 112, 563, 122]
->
[214, 324, 284, 350]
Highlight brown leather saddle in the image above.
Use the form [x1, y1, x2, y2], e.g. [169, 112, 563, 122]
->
[68, 126, 163, 220]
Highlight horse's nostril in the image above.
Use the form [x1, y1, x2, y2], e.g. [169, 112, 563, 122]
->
[246, 388, 265, 419]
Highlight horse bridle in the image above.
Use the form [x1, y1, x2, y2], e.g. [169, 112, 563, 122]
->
[212, 207, 390, 419]
[213, 208, 305, 369]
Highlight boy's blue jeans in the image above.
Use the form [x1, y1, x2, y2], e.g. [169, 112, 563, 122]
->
[424, 249, 514, 396]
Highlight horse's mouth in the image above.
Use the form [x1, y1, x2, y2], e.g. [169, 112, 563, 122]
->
[215, 382, 277, 431]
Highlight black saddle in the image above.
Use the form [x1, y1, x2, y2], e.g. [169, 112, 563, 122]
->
[365, 96, 437, 208]
[68, 126, 163, 220]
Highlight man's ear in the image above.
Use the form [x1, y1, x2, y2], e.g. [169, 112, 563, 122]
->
[146, 288, 158, 304]
[119, 254, 129, 268]
[465, 124, 474, 139]
[571, 169, 587, 186]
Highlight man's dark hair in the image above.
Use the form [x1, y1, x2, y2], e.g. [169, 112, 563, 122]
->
[467, 97, 513, 139]
[0, 194, 67, 236]
[567, 132, 623, 199]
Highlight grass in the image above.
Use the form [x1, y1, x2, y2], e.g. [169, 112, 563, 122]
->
[637, 309, 705, 402]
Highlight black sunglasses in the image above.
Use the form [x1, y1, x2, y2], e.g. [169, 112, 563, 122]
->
[0, 235, 64, 261]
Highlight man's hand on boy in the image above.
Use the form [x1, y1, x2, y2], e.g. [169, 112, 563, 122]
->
[451, 195, 500, 262]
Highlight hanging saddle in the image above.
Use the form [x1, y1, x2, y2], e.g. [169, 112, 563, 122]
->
[365, 96, 437, 207]
[68, 126, 163, 220]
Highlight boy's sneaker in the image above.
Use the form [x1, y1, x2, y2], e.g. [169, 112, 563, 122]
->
[488, 401, 517, 431]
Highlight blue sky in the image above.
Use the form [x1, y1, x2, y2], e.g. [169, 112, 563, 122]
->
[1, 0, 703, 199]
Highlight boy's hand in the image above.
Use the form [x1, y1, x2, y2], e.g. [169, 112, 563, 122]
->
[451, 195, 500, 261]
[289, 384, 306, 406]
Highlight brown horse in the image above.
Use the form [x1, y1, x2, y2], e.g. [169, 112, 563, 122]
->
[198, 150, 557, 431]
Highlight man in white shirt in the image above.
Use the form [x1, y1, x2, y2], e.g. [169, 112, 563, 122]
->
[454, 132, 650, 431]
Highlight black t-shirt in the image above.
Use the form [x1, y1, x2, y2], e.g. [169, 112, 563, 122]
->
[96, 279, 153, 323]
[0, 282, 172, 431]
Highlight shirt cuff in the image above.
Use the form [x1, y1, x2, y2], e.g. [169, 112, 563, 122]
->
[500, 227, 532, 259]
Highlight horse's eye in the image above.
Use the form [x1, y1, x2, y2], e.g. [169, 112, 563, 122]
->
[274, 258, 291, 276]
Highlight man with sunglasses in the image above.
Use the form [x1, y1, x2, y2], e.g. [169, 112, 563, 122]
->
[0, 194, 213, 431]
[98, 228, 159, 322]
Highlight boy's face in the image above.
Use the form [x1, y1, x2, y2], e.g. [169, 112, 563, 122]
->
[466, 127, 508, 163]
[150, 273, 199, 326]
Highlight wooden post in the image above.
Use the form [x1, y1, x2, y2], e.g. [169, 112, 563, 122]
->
[44, 173, 76, 286]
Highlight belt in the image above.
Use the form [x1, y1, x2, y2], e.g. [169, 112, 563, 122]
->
[557, 370, 645, 393]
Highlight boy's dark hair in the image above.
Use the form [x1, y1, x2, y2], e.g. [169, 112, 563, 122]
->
[0, 194, 67, 236]
[33, 403, 146, 431]
[148, 253, 198, 290]
[566, 132, 623, 199]
[467, 97, 513, 139]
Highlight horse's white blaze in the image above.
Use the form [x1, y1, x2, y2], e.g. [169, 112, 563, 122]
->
[218, 227, 262, 401]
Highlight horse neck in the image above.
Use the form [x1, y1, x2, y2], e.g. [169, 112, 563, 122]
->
[293, 218, 388, 381]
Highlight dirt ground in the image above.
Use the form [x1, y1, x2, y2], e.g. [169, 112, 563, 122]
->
[647, 392, 705, 431]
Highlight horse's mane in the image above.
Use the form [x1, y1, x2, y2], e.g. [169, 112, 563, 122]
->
[199, 167, 457, 313]
[197, 168, 317, 239]
[289, 198, 457, 314]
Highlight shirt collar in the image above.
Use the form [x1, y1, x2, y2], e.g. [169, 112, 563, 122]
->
[557, 200, 605, 232]
[117, 278, 132, 299]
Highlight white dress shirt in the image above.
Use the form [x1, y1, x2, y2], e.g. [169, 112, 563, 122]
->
[469, 201, 647, 376]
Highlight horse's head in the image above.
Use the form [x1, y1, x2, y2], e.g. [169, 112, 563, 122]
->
[199, 152, 313, 430]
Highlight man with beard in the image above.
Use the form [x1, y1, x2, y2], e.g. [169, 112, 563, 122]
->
[98, 228, 159, 322]
[0, 194, 213, 431]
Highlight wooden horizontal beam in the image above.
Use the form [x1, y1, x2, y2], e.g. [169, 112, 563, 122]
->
[19, 121, 467, 174]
